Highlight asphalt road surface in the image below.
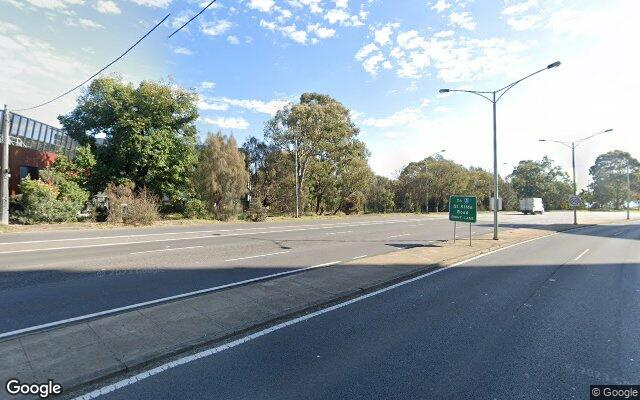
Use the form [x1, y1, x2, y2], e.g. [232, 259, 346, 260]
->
[90, 220, 639, 400]
[0, 211, 628, 335]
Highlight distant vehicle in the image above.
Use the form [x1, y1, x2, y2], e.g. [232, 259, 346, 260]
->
[519, 198, 545, 215]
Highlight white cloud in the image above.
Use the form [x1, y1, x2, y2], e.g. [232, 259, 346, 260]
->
[430, 0, 450, 13]
[281, 24, 308, 44]
[173, 47, 193, 55]
[219, 97, 289, 115]
[373, 23, 398, 46]
[227, 35, 240, 44]
[362, 108, 424, 129]
[324, 8, 365, 26]
[200, 81, 215, 89]
[66, 18, 104, 29]
[307, 23, 336, 39]
[94, 0, 120, 14]
[507, 14, 543, 31]
[449, 11, 476, 30]
[355, 43, 378, 60]
[129, 0, 171, 7]
[197, 97, 229, 111]
[335, 0, 347, 8]
[248, 0, 275, 12]
[14, 0, 83, 10]
[201, 20, 232, 36]
[502, 0, 537, 15]
[201, 117, 249, 130]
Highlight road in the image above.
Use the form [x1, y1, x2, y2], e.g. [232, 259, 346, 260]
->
[90, 220, 639, 400]
[0, 211, 627, 335]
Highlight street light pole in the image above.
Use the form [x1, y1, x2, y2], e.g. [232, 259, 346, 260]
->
[1, 105, 10, 226]
[440, 61, 561, 240]
[627, 162, 631, 220]
[294, 136, 299, 218]
[539, 128, 613, 224]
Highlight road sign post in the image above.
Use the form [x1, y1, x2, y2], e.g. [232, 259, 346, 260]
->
[569, 195, 580, 224]
[449, 195, 477, 246]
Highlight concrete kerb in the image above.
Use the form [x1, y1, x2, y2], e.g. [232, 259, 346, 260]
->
[1, 221, 623, 399]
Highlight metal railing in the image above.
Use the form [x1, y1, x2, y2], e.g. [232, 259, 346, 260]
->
[0, 110, 78, 157]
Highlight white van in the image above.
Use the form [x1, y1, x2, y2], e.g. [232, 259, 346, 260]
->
[519, 198, 544, 215]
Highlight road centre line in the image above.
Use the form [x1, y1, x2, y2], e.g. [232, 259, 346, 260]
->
[74, 225, 576, 400]
[225, 251, 290, 262]
[130, 246, 203, 255]
[388, 233, 410, 238]
[0, 260, 343, 340]
[352, 255, 368, 260]
[574, 249, 590, 261]
[326, 231, 353, 235]
[0, 219, 432, 255]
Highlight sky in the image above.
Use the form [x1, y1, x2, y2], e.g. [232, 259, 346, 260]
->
[1, 0, 638, 190]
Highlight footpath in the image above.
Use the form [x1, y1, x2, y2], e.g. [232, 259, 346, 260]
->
[0, 222, 607, 399]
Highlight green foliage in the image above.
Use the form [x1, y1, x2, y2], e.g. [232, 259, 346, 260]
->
[52, 144, 97, 192]
[183, 198, 209, 219]
[13, 170, 89, 224]
[588, 150, 639, 209]
[194, 132, 249, 220]
[508, 156, 573, 210]
[245, 201, 268, 222]
[59, 77, 199, 203]
[366, 176, 395, 213]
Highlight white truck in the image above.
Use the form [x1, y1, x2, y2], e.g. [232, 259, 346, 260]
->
[519, 198, 544, 215]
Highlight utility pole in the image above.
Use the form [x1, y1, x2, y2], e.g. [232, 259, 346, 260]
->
[627, 162, 631, 220]
[1, 105, 10, 226]
[571, 142, 577, 225]
[294, 137, 299, 218]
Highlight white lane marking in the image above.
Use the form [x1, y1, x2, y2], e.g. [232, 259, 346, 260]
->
[73, 228, 564, 400]
[325, 231, 353, 235]
[129, 246, 203, 255]
[351, 255, 367, 260]
[574, 249, 590, 261]
[0, 260, 342, 340]
[224, 251, 290, 262]
[613, 231, 623, 236]
[388, 233, 410, 238]
[0, 218, 434, 246]
[0, 219, 432, 254]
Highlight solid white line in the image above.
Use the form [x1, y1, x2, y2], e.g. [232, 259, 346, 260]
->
[73, 229, 564, 400]
[351, 255, 367, 260]
[388, 233, 410, 238]
[129, 246, 203, 255]
[224, 251, 290, 262]
[574, 249, 590, 261]
[0, 260, 342, 340]
[0, 219, 432, 254]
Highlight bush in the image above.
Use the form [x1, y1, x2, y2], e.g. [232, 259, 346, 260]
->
[246, 201, 268, 222]
[13, 175, 88, 224]
[105, 183, 159, 225]
[183, 198, 209, 219]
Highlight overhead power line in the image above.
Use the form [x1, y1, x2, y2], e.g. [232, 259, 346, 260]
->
[15, 13, 171, 112]
[168, 0, 217, 39]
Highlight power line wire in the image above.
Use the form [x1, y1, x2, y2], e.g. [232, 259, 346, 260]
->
[15, 13, 171, 112]
[168, 0, 217, 39]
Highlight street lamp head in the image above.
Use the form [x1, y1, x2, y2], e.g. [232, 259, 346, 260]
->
[538, 139, 546, 142]
[604, 128, 613, 132]
[547, 61, 561, 69]
[440, 149, 446, 153]
[439, 89, 450, 93]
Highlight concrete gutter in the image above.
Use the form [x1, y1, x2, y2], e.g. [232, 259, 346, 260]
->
[0, 222, 617, 399]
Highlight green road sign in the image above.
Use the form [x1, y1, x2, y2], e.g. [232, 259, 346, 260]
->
[449, 195, 477, 223]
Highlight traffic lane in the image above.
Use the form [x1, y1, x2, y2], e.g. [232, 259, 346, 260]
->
[96, 224, 640, 400]
[0, 221, 455, 333]
[0, 215, 442, 245]
[0, 215, 461, 269]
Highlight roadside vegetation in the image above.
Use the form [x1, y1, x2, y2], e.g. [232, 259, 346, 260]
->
[9, 77, 640, 226]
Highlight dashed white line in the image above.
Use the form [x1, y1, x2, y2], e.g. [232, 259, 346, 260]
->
[225, 250, 290, 262]
[129, 246, 203, 255]
[388, 233, 410, 238]
[351, 255, 368, 260]
[326, 230, 354, 235]
[613, 231, 623, 236]
[574, 249, 590, 261]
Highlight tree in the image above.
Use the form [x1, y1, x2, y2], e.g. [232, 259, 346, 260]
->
[588, 150, 640, 209]
[509, 156, 573, 210]
[265, 93, 362, 213]
[51, 144, 98, 193]
[465, 167, 493, 210]
[59, 76, 199, 203]
[194, 132, 249, 220]
[366, 175, 395, 213]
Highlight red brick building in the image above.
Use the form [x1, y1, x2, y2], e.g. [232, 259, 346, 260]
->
[0, 111, 77, 195]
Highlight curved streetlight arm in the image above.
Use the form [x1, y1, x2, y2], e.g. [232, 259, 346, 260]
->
[495, 67, 548, 102]
[441, 89, 493, 103]
[539, 139, 573, 149]
[574, 128, 614, 147]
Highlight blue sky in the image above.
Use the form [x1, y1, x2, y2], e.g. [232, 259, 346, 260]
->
[1, 0, 638, 188]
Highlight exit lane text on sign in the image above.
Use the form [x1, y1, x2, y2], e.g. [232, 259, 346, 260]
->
[449, 195, 477, 223]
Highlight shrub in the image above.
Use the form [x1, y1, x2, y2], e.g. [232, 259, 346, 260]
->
[13, 174, 88, 224]
[105, 183, 159, 225]
[246, 201, 268, 222]
[183, 198, 209, 219]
